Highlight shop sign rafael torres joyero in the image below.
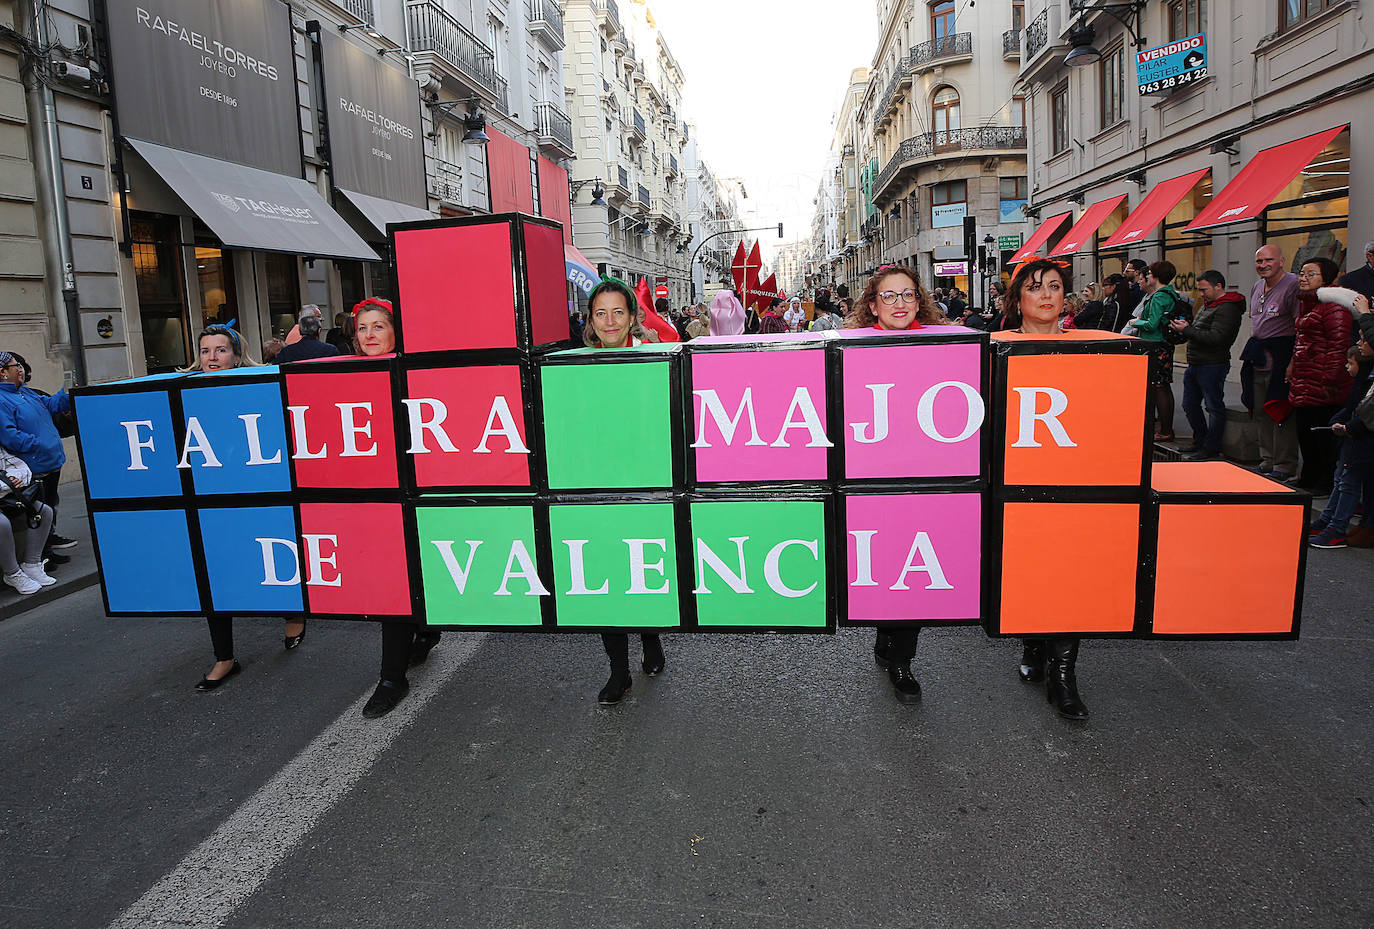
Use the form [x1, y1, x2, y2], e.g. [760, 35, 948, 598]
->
[70, 214, 1310, 639]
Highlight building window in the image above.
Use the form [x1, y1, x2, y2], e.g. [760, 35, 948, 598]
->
[487, 18, 505, 75]
[1012, 0, 1024, 31]
[931, 0, 955, 39]
[932, 86, 960, 150]
[1011, 94, 1025, 127]
[1000, 176, 1029, 224]
[1281, 0, 1334, 29]
[1167, 0, 1207, 38]
[931, 179, 967, 228]
[1050, 83, 1069, 155]
[1099, 44, 1124, 129]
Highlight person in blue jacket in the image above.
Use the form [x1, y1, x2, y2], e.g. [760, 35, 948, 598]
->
[0, 351, 74, 559]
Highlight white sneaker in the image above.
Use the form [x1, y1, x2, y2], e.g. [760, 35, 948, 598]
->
[3, 570, 40, 595]
[19, 562, 56, 587]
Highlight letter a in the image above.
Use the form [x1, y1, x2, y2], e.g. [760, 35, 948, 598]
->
[889, 532, 954, 591]
[1010, 387, 1077, 448]
[496, 541, 549, 596]
[177, 416, 223, 469]
[473, 396, 530, 454]
[771, 387, 833, 448]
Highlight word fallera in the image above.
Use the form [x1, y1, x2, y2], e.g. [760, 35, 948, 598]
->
[112, 385, 1080, 471]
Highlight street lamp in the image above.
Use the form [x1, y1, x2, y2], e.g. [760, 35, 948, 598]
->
[571, 177, 606, 205]
[1064, 0, 1147, 67]
[427, 97, 489, 144]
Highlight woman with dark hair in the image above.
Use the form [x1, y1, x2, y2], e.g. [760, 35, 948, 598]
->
[1130, 260, 1182, 441]
[1288, 257, 1352, 495]
[846, 264, 942, 703]
[758, 298, 788, 334]
[583, 278, 666, 705]
[1000, 259, 1090, 720]
[355, 299, 443, 718]
[181, 326, 308, 691]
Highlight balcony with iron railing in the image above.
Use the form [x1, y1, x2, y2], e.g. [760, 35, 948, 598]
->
[1020, 4, 1070, 81]
[406, 1, 508, 110]
[1025, 8, 1049, 60]
[428, 157, 463, 203]
[666, 153, 678, 177]
[875, 55, 912, 124]
[1004, 29, 1021, 58]
[534, 100, 574, 157]
[333, 0, 375, 26]
[526, 0, 565, 50]
[630, 107, 646, 142]
[909, 32, 973, 72]
[873, 126, 1027, 201]
[636, 184, 651, 208]
[608, 165, 631, 202]
[594, 0, 622, 36]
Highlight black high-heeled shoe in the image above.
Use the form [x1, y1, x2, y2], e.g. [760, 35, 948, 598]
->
[195, 660, 241, 691]
[641, 635, 665, 675]
[598, 671, 632, 706]
[284, 620, 307, 650]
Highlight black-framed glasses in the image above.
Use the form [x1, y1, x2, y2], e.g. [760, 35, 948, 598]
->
[877, 289, 919, 306]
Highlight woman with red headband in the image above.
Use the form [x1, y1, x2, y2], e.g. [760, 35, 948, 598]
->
[347, 299, 445, 719]
[999, 258, 1090, 720]
[846, 264, 942, 704]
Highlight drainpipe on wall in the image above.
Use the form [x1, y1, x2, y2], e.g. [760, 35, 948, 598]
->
[20, 0, 87, 387]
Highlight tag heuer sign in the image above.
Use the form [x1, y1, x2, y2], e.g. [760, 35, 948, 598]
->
[997, 234, 1023, 252]
[1137, 33, 1207, 96]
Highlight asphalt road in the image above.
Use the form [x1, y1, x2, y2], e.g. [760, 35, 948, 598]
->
[1, 552, 1371, 929]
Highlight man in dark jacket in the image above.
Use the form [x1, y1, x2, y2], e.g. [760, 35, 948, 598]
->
[1337, 241, 1374, 302]
[274, 306, 340, 363]
[1172, 270, 1245, 460]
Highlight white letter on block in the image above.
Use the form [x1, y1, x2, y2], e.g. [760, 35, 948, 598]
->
[692, 388, 766, 448]
[256, 538, 300, 586]
[303, 534, 342, 587]
[850, 384, 894, 444]
[337, 402, 377, 457]
[1010, 387, 1076, 448]
[771, 387, 833, 448]
[764, 539, 820, 598]
[473, 396, 530, 454]
[121, 420, 156, 471]
[496, 540, 549, 596]
[402, 398, 459, 455]
[693, 536, 753, 594]
[432, 540, 481, 593]
[625, 539, 670, 594]
[240, 413, 283, 465]
[564, 540, 610, 595]
[848, 530, 878, 587]
[916, 381, 985, 444]
[177, 416, 223, 469]
[287, 406, 327, 459]
[889, 532, 953, 591]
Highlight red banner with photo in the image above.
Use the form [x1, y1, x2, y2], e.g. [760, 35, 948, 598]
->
[488, 127, 533, 214]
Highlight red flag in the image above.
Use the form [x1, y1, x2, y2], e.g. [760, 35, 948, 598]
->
[745, 241, 762, 298]
[636, 276, 681, 343]
[730, 242, 748, 293]
[745, 272, 778, 312]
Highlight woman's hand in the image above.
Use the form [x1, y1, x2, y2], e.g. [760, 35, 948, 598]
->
[1333, 423, 1348, 436]
[5, 474, 21, 488]
[1355, 293, 1372, 315]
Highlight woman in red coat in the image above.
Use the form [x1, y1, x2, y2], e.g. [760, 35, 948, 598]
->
[1288, 257, 1353, 495]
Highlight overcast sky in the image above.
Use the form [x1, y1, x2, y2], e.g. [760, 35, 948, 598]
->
[647, 0, 879, 263]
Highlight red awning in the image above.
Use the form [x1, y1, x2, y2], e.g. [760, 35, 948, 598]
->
[1009, 212, 1072, 263]
[1186, 124, 1348, 231]
[1049, 195, 1128, 256]
[1101, 168, 1210, 248]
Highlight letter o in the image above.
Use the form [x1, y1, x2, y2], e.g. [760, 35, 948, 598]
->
[915, 380, 985, 444]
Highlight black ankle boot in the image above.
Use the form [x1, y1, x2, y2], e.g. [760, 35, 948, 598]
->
[873, 631, 892, 669]
[598, 669, 632, 706]
[641, 635, 665, 675]
[888, 662, 921, 703]
[1019, 641, 1046, 683]
[1045, 638, 1088, 720]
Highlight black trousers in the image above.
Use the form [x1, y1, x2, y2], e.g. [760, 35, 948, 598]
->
[37, 470, 59, 536]
[380, 622, 441, 683]
[1295, 404, 1340, 488]
[207, 615, 233, 662]
[877, 628, 921, 664]
[601, 632, 661, 670]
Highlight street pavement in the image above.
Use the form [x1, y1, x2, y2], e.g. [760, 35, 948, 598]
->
[1, 542, 1371, 929]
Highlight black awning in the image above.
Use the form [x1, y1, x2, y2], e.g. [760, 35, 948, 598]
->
[336, 187, 434, 239]
[126, 138, 380, 262]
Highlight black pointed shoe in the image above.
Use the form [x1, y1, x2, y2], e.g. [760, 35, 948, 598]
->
[284, 620, 307, 650]
[598, 671, 632, 706]
[641, 635, 665, 676]
[1045, 640, 1089, 721]
[362, 678, 409, 719]
[888, 663, 921, 703]
[195, 660, 241, 692]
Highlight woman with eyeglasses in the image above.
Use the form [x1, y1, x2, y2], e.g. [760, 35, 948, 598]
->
[846, 264, 943, 703]
[180, 326, 309, 690]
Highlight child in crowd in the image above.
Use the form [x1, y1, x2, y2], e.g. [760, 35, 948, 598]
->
[1309, 341, 1374, 549]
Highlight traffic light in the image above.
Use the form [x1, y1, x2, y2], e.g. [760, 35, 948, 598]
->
[962, 215, 976, 261]
[777, 223, 784, 238]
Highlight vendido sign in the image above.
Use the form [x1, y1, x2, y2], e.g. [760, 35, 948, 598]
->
[317, 26, 427, 207]
[105, 0, 301, 176]
[1137, 33, 1207, 96]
